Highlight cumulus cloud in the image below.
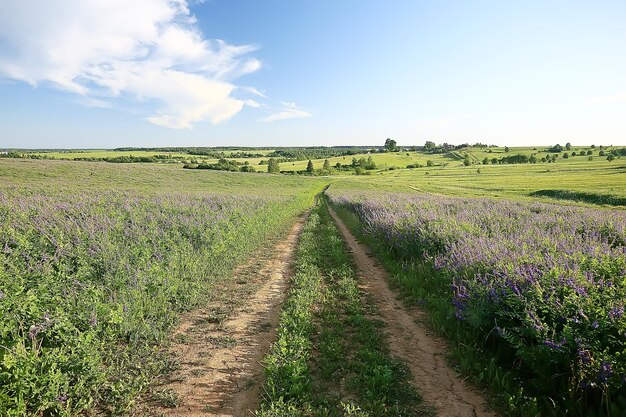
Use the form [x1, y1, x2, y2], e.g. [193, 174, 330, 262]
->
[260, 102, 313, 123]
[0, 0, 261, 128]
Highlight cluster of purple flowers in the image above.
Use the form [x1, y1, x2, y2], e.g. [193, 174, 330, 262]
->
[329, 189, 626, 393]
[0, 188, 285, 415]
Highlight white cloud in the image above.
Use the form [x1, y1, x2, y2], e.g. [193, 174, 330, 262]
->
[260, 102, 313, 123]
[243, 99, 262, 108]
[239, 86, 268, 98]
[0, 0, 261, 129]
[587, 91, 626, 105]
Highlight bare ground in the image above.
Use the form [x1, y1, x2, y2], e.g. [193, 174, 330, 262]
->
[328, 206, 498, 417]
[138, 214, 307, 417]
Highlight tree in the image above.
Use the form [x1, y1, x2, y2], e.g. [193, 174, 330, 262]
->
[426, 160, 434, 167]
[306, 159, 314, 173]
[384, 138, 397, 152]
[323, 159, 331, 170]
[424, 140, 436, 150]
[565, 142, 572, 150]
[360, 156, 376, 169]
[463, 156, 471, 166]
[607, 154, 615, 162]
[482, 157, 489, 165]
[335, 162, 342, 169]
[504, 146, 510, 153]
[267, 158, 280, 173]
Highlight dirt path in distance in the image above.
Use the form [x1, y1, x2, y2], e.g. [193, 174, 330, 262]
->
[142, 213, 307, 417]
[328, 206, 497, 417]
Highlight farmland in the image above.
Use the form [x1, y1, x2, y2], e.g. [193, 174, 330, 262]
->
[0, 152, 625, 417]
[327, 187, 626, 416]
[0, 159, 324, 416]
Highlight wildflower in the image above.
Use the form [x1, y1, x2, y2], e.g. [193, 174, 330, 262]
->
[577, 349, 592, 364]
[608, 306, 624, 320]
[598, 362, 612, 384]
[28, 325, 41, 341]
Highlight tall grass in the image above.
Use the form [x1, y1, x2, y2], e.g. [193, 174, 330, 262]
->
[328, 189, 626, 417]
[0, 184, 316, 416]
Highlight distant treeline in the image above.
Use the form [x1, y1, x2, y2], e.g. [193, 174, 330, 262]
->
[114, 146, 384, 160]
[0, 152, 184, 163]
[183, 159, 257, 172]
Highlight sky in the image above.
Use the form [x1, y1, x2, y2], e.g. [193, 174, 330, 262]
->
[1, 0, 626, 148]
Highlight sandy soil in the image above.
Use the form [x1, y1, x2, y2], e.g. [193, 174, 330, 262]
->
[328, 206, 498, 417]
[143, 214, 307, 417]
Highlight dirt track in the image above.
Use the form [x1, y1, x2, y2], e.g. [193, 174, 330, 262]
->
[328, 206, 497, 417]
[144, 214, 306, 417]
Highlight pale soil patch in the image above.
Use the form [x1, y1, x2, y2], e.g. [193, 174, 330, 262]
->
[137, 214, 307, 417]
[328, 207, 498, 417]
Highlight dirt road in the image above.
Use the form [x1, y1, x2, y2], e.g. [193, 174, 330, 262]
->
[144, 214, 307, 417]
[328, 206, 497, 417]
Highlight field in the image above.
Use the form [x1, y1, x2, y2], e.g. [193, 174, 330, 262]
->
[13, 145, 624, 176]
[327, 188, 626, 416]
[1, 152, 625, 417]
[0, 159, 324, 416]
[334, 158, 626, 203]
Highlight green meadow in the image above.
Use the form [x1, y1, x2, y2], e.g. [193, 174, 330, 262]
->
[0, 149, 625, 416]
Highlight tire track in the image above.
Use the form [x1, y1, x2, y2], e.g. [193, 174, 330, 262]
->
[328, 206, 497, 417]
[141, 213, 307, 417]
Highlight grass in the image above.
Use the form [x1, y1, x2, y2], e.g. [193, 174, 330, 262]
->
[0, 160, 324, 416]
[0, 159, 325, 195]
[327, 189, 626, 417]
[330, 157, 626, 206]
[1, 149, 625, 416]
[258, 199, 431, 417]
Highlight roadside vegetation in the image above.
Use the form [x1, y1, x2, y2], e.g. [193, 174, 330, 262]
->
[258, 200, 431, 417]
[0, 160, 323, 416]
[328, 188, 626, 417]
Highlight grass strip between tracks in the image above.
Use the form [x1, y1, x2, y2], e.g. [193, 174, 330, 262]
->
[257, 198, 432, 417]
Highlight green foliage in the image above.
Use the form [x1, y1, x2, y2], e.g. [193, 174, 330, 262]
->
[268, 158, 281, 173]
[384, 138, 397, 152]
[258, 201, 430, 416]
[0, 161, 323, 416]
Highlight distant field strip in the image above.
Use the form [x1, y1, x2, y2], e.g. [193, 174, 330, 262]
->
[529, 189, 626, 207]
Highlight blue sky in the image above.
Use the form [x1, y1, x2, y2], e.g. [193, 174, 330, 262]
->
[1, 0, 626, 148]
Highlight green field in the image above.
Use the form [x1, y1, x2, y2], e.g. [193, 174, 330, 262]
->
[1, 151, 625, 417]
[333, 158, 626, 204]
[0, 159, 324, 416]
